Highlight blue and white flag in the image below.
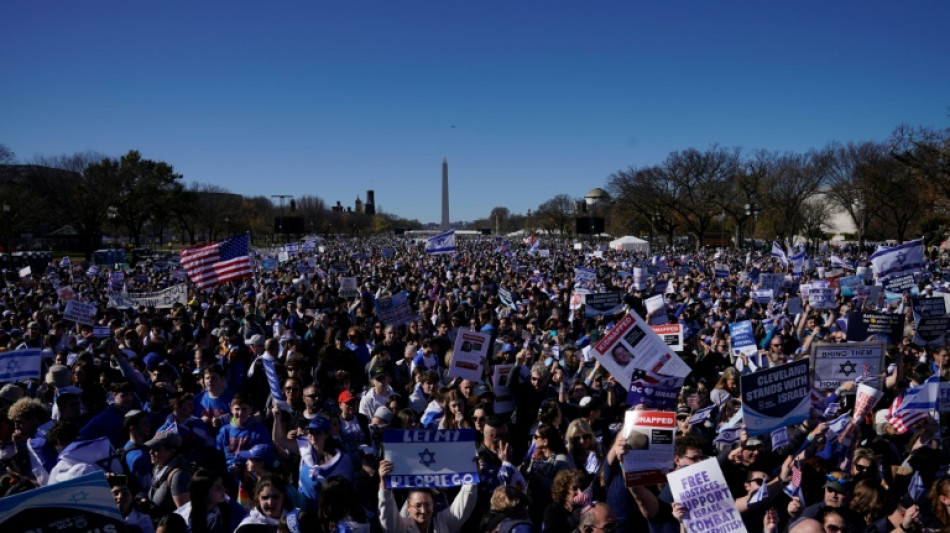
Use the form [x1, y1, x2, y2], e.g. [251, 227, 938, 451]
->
[47, 437, 122, 486]
[0, 472, 124, 531]
[771, 242, 789, 267]
[771, 427, 789, 451]
[0, 348, 43, 383]
[870, 238, 925, 279]
[285, 242, 299, 254]
[426, 230, 456, 255]
[790, 246, 806, 276]
[887, 374, 939, 434]
[382, 429, 479, 489]
[86, 265, 99, 277]
[261, 354, 290, 412]
[825, 413, 852, 437]
[749, 478, 770, 504]
[830, 255, 855, 270]
[713, 427, 742, 445]
[909, 470, 926, 502]
[420, 400, 444, 428]
[59, 256, 71, 268]
[301, 240, 316, 252]
[688, 405, 716, 425]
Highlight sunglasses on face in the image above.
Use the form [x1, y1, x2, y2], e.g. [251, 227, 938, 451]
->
[749, 478, 767, 485]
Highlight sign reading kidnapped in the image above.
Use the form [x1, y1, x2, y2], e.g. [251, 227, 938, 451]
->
[383, 429, 479, 488]
[740, 358, 811, 435]
[108, 284, 188, 309]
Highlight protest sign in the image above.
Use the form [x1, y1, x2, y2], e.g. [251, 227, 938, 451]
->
[728, 321, 758, 360]
[786, 297, 803, 315]
[382, 429, 479, 489]
[645, 295, 668, 325]
[261, 258, 278, 271]
[651, 324, 684, 352]
[329, 261, 350, 274]
[0, 472, 125, 533]
[882, 273, 919, 301]
[912, 297, 950, 347]
[583, 292, 624, 317]
[808, 287, 836, 309]
[759, 273, 783, 293]
[498, 287, 519, 311]
[621, 410, 676, 486]
[92, 326, 111, 338]
[448, 329, 490, 381]
[569, 292, 585, 311]
[750, 289, 773, 304]
[277, 251, 289, 262]
[845, 311, 904, 344]
[591, 311, 691, 390]
[853, 384, 884, 421]
[714, 266, 730, 279]
[492, 364, 515, 414]
[839, 275, 864, 297]
[811, 341, 885, 390]
[63, 300, 97, 326]
[628, 374, 685, 411]
[375, 291, 417, 328]
[339, 277, 360, 299]
[107, 284, 188, 309]
[740, 359, 811, 436]
[667, 459, 748, 533]
[574, 267, 597, 289]
[18, 265, 31, 279]
[633, 267, 649, 290]
[56, 285, 76, 302]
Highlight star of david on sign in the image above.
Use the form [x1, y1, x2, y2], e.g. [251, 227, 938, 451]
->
[5, 359, 19, 372]
[69, 490, 88, 503]
[418, 448, 436, 467]
[839, 361, 857, 377]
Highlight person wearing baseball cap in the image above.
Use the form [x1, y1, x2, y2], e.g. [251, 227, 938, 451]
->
[338, 390, 371, 459]
[271, 414, 354, 513]
[145, 430, 191, 515]
[358, 365, 396, 422]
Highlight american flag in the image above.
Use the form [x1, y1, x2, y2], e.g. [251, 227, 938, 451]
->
[783, 459, 805, 506]
[887, 375, 939, 434]
[180, 233, 253, 290]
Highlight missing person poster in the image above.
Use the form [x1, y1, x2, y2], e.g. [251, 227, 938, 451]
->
[667, 459, 748, 533]
[591, 311, 691, 390]
[383, 429, 479, 489]
[740, 359, 811, 436]
[448, 329, 490, 381]
[651, 324, 684, 352]
[492, 364, 515, 414]
[621, 410, 676, 486]
[811, 341, 885, 391]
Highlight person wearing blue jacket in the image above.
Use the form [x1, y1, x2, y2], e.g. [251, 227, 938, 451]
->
[215, 393, 273, 475]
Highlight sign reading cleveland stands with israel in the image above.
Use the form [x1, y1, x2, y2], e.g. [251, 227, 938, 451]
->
[383, 429, 479, 489]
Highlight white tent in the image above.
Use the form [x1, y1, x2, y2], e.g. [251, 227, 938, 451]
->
[609, 235, 650, 254]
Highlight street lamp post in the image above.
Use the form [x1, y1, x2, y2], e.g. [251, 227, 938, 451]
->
[107, 206, 118, 247]
[2, 203, 10, 269]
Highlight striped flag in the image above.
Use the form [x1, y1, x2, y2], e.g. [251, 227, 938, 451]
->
[86, 265, 99, 277]
[749, 478, 770, 504]
[180, 233, 253, 290]
[870, 238, 925, 279]
[783, 460, 805, 507]
[790, 246, 806, 276]
[0, 348, 43, 383]
[771, 242, 789, 267]
[420, 400, 444, 428]
[887, 375, 939, 434]
[426, 230, 456, 255]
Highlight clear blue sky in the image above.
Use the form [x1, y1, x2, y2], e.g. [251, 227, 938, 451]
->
[4, 1, 948, 224]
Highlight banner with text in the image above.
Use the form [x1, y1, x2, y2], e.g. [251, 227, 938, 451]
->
[811, 341, 885, 391]
[383, 429, 478, 489]
[667, 459, 748, 533]
[740, 358, 811, 436]
[622, 410, 676, 486]
[107, 284, 188, 309]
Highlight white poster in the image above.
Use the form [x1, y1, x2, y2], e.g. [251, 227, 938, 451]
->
[667, 459, 748, 533]
[591, 311, 691, 390]
[448, 329, 491, 381]
[63, 300, 97, 326]
[622, 410, 676, 486]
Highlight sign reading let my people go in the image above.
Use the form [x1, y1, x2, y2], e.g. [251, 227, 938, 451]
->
[383, 429, 479, 489]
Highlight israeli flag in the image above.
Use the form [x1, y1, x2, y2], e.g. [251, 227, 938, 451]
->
[749, 478, 770, 504]
[771, 427, 789, 451]
[825, 413, 852, 437]
[713, 427, 742, 445]
[420, 400, 444, 428]
[909, 470, 926, 502]
[688, 405, 716, 425]
[870, 238, 925, 279]
[771, 242, 789, 266]
[790, 246, 806, 276]
[86, 265, 99, 277]
[426, 230, 456, 255]
[59, 256, 71, 268]
[830, 255, 855, 270]
[47, 437, 122, 486]
[0, 349, 43, 383]
[301, 240, 316, 252]
[262, 354, 290, 412]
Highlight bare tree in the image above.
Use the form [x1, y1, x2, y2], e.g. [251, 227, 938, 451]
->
[535, 194, 575, 236]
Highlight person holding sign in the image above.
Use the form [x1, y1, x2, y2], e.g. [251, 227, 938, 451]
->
[377, 459, 478, 533]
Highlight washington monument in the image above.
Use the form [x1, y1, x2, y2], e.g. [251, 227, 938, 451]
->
[441, 157, 450, 230]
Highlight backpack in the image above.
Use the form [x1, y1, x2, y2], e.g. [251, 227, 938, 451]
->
[116, 443, 150, 494]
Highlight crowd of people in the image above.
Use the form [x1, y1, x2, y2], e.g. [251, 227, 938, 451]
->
[0, 235, 947, 533]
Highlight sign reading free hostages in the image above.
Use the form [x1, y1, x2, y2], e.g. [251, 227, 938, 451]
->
[107, 284, 188, 309]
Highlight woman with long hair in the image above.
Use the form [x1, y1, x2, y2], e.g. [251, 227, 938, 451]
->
[522, 423, 574, 526]
[316, 475, 370, 533]
[439, 389, 472, 429]
[236, 475, 295, 532]
[565, 419, 602, 476]
[849, 479, 885, 528]
[929, 477, 950, 532]
[176, 468, 247, 533]
[542, 469, 589, 533]
[710, 367, 740, 407]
